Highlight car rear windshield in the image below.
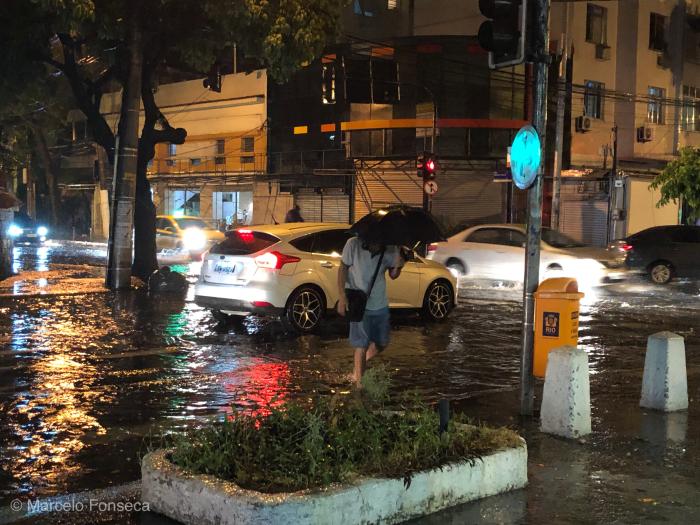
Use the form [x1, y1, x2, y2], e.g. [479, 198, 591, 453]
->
[210, 230, 279, 255]
[175, 218, 212, 230]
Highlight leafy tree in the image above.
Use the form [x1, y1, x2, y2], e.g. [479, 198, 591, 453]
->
[650, 147, 700, 224]
[0, 0, 345, 279]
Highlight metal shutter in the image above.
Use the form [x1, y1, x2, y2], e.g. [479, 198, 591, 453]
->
[296, 191, 349, 223]
[355, 171, 423, 218]
[431, 173, 504, 228]
[560, 198, 609, 247]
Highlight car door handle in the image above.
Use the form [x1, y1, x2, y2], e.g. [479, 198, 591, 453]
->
[319, 261, 335, 268]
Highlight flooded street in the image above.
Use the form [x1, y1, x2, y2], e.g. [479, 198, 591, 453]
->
[1, 241, 699, 523]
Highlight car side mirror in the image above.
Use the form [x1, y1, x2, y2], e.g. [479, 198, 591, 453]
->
[165, 226, 177, 234]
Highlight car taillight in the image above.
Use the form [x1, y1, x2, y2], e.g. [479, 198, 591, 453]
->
[236, 229, 254, 243]
[255, 251, 301, 270]
[622, 244, 633, 252]
[427, 243, 438, 253]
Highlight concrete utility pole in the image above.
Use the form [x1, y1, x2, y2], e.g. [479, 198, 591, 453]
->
[607, 124, 619, 243]
[550, 36, 567, 231]
[106, 16, 142, 289]
[520, 0, 551, 416]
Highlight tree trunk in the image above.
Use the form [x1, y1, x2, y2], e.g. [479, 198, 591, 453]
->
[132, 156, 158, 280]
[30, 127, 60, 227]
[106, 12, 143, 290]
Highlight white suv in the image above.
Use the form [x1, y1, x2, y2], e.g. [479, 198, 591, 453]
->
[194, 223, 457, 333]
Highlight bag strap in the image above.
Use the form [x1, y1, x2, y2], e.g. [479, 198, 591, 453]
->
[366, 249, 386, 296]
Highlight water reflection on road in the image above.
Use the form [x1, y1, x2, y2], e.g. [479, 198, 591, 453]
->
[0, 241, 699, 515]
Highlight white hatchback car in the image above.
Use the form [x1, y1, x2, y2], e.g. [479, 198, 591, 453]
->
[427, 224, 614, 289]
[194, 223, 457, 333]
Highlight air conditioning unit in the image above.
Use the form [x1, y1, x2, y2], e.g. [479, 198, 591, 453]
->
[637, 125, 654, 143]
[575, 115, 593, 133]
[595, 44, 611, 60]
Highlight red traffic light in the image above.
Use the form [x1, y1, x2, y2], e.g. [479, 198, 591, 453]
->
[425, 158, 436, 172]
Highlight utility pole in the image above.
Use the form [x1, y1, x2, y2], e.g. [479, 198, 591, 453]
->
[607, 124, 619, 243]
[520, 0, 551, 416]
[550, 36, 567, 231]
[106, 14, 142, 290]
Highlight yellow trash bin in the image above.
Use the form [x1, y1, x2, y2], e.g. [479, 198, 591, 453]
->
[533, 277, 584, 378]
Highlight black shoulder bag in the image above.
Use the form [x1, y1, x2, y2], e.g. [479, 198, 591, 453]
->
[345, 249, 385, 322]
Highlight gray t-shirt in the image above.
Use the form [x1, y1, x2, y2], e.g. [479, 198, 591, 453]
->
[341, 237, 402, 311]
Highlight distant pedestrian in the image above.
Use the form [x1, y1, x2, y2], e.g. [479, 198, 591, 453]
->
[285, 205, 304, 223]
[337, 236, 405, 387]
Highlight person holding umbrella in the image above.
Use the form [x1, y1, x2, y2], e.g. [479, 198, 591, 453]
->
[337, 236, 405, 387]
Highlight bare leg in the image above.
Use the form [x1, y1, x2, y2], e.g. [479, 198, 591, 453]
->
[353, 347, 366, 386]
[366, 342, 379, 361]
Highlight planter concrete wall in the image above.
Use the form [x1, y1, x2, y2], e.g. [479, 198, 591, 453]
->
[142, 442, 527, 525]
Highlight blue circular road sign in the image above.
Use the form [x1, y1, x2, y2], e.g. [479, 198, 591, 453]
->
[510, 125, 541, 190]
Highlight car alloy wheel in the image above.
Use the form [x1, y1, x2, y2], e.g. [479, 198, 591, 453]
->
[287, 287, 324, 332]
[650, 262, 672, 284]
[424, 281, 453, 321]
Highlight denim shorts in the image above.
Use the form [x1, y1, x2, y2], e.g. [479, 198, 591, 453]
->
[349, 307, 391, 350]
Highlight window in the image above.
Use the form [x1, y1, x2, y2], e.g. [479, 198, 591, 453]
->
[216, 139, 225, 155]
[322, 63, 336, 104]
[669, 227, 700, 243]
[210, 231, 280, 256]
[649, 13, 667, 51]
[190, 158, 201, 166]
[466, 228, 525, 247]
[166, 143, 176, 167]
[241, 155, 255, 165]
[241, 136, 254, 153]
[682, 86, 700, 131]
[648, 86, 666, 124]
[586, 4, 607, 45]
[314, 230, 352, 256]
[387, 0, 398, 9]
[290, 233, 317, 253]
[353, 0, 374, 16]
[584, 80, 605, 119]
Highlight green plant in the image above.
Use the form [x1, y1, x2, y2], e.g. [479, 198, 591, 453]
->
[650, 147, 700, 223]
[169, 374, 521, 494]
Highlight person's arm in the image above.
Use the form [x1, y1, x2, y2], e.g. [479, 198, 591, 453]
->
[387, 247, 404, 280]
[337, 262, 349, 316]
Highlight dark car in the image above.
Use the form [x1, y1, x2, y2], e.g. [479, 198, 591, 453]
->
[6, 211, 49, 245]
[624, 225, 700, 284]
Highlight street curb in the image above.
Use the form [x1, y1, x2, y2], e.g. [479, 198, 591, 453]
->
[142, 444, 528, 525]
[0, 481, 141, 524]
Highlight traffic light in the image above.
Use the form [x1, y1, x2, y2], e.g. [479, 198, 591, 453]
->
[418, 152, 437, 181]
[478, 0, 527, 69]
[203, 63, 222, 92]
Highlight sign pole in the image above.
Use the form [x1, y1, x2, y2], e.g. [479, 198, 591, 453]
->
[520, 0, 550, 416]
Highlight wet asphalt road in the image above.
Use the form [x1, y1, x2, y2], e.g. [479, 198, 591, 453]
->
[1, 241, 699, 524]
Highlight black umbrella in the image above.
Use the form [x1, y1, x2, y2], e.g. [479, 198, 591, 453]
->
[349, 205, 445, 246]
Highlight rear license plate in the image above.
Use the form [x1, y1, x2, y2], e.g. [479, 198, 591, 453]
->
[213, 262, 239, 274]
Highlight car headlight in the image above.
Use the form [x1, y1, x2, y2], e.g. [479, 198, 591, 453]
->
[182, 228, 206, 251]
[7, 224, 22, 237]
[37, 226, 48, 237]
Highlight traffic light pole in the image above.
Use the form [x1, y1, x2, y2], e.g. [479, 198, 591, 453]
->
[520, 0, 551, 416]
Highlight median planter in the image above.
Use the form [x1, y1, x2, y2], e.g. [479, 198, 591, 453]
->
[142, 441, 527, 525]
[142, 370, 527, 524]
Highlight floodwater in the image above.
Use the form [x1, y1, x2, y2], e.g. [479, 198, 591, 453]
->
[1, 242, 699, 524]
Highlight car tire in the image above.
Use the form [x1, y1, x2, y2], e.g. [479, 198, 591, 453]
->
[445, 258, 466, 277]
[422, 280, 454, 322]
[284, 286, 326, 333]
[649, 261, 673, 284]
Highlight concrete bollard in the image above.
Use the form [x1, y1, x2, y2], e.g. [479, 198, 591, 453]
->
[640, 332, 688, 412]
[540, 346, 591, 439]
